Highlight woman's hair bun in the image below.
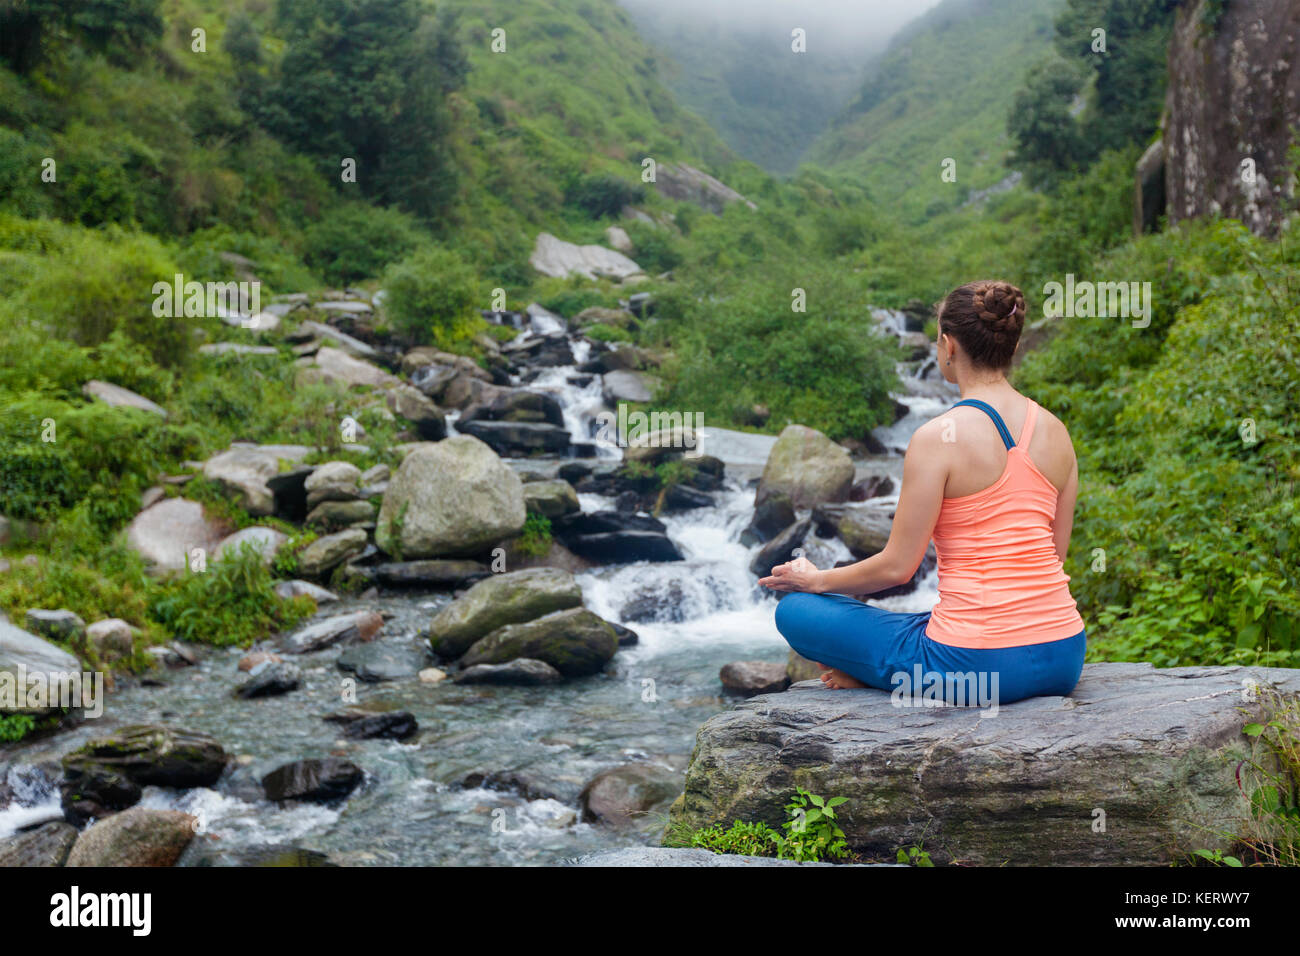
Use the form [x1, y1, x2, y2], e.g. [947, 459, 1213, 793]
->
[972, 281, 1024, 334]
[936, 279, 1027, 370]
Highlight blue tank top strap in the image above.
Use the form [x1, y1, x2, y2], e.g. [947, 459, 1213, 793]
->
[949, 398, 1015, 450]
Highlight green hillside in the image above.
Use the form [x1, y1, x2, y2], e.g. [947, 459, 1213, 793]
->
[804, 0, 1063, 221]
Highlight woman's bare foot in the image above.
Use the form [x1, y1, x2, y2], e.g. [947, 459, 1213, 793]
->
[818, 667, 866, 690]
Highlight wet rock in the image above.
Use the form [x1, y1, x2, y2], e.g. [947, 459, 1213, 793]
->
[457, 419, 572, 457]
[812, 503, 893, 558]
[305, 499, 376, 531]
[602, 369, 659, 404]
[460, 607, 618, 678]
[562, 530, 684, 565]
[214, 526, 288, 566]
[81, 380, 166, 417]
[620, 581, 686, 624]
[742, 491, 796, 546]
[429, 568, 583, 660]
[337, 643, 428, 682]
[273, 580, 339, 604]
[237, 651, 282, 671]
[661, 483, 712, 512]
[85, 618, 139, 660]
[455, 658, 563, 686]
[418, 667, 448, 684]
[0, 620, 85, 715]
[202, 444, 311, 516]
[755, 424, 855, 510]
[385, 384, 446, 440]
[850, 474, 895, 501]
[376, 436, 525, 559]
[579, 762, 682, 829]
[296, 528, 367, 578]
[371, 558, 489, 589]
[748, 519, 812, 578]
[610, 622, 639, 647]
[232, 660, 302, 699]
[125, 498, 225, 574]
[278, 610, 383, 654]
[669, 663, 1300, 865]
[262, 758, 364, 803]
[323, 710, 418, 740]
[0, 820, 78, 866]
[23, 608, 86, 644]
[66, 808, 196, 867]
[720, 661, 791, 697]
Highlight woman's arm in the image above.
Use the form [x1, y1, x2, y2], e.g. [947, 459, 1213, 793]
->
[759, 421, 948, 594]
[1052, 455, 1078, 564]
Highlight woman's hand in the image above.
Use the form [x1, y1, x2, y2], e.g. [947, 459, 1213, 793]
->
[759, 555, 825, 593]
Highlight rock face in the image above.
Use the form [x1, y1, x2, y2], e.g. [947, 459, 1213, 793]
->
[125, 498, 225, 574]
[529, 232, 644, 281]
[1163, 0, 1300, 237]
[460, 607, 618, 678]
[66, 808, 197, 867]
[429, 568, 584, 660]
[668, 663, 1300, 866]
[756, 425, 854, 509]
[376, 436, 526, 559]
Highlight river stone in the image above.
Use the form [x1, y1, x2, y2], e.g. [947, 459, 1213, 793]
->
[563, 530, 684, 565]
[755, 424, 854, 510]
[125, 498, 225, 574]
[743, 491, 796, 545]
[428, 568, 584, 660]
[748, 518, 812, 578]
[296, 528, 367, 578]
[337, 643, 428, 682]
[0, 620, 86, 715]
[376, 436, 526, 559]
[371, 559, 489, 589]
[455, 658, 563, 686]
[402, 347, 491, 380]
[232, 660, 302, 698]
[602, 369, 659, 404]
[23, 608, 86, 644]
[522, 480, 580, 518]
[720, 661, 791, 697]
[460, 388, 565, 427]
[202, 444, 310, 516]
[85, 618, 139, 660]
[307, 346, 399, 388]
[306, 499, 376, 530]
[304, 461, 361, 507]
[529, 231, 644, 281]
[262, 758, 364, 803]
[278, 610, 383, 654]
[214, 526, 288, 566]
[66, 808, 196, 867]
[812, 502, 894, 558]
[579, 762, 682, 829]
[0, 820, 78, 866]
[274, 580, 339, 604]
[456, 419, 572, 457]
[668, 662, 1300, 866]
[385, 383, 447, 440]
[623, 424, 704, 465]
[460, 607, 618, 678]
[323, 710, 418, 740]
[81, 380, 166, 417]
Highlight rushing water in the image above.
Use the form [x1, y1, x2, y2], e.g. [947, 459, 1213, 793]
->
[0, 316, 954, 865]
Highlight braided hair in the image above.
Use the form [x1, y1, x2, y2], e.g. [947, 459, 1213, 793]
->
[936, 279, 1026, 370]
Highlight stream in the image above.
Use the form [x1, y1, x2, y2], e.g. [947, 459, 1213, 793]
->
[0, 309, 956, 866]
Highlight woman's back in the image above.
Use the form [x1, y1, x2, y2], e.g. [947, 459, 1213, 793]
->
[925, 395, 1085, 648]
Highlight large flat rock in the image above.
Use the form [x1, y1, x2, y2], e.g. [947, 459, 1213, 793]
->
[668, 662, 1300, 866]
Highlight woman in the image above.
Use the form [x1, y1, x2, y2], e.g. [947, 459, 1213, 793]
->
[760, 280, 1086, 706]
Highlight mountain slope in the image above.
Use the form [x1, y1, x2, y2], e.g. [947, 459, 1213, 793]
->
[804, 0, 1063, 221]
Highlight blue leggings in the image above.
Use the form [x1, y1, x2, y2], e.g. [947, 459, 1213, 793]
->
[774, 592, 1086, 708]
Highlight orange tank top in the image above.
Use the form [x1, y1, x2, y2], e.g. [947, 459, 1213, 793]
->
[924, 397, 1085, 648]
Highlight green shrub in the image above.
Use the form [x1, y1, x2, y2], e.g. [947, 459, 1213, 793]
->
[564, 172, 645, 219]
[382, 244, 482, 347]
[302, 203, 426, 286]
[691, 820, 782, 857]
[516, 512, 552, 558]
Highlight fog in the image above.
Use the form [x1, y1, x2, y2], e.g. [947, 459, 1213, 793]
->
[618, 0, 944, 54]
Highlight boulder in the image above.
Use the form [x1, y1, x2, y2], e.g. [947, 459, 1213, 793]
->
[336, 643, 428, 682]
[274, 580, 339, 604]
[459, 388, 565, 428]
[232, 660, 302, 699]
[202, 444, 311, 516]
[668, 663, 1300, 866]
[81, 380, 166, 417]
[375, 436, 526, 559]
[756, 425, 855, 509]
[296, 321, 381, 361]
[653, 162, 757, 215]
[385, 384, 447, 440]
[296, 528, 367, 578]
[460, 607, 618, 678]
[85, 618, 138, 660]
[305, 499, 376, 531]
[812, 502, 894, 558]
[748, 519, 812, 578]
[307, 346, 399, 389]
[605, 225, 634, 253]
[370, 559, 488, 589]
[742, 492, 796, 546]
[262, 759, 364, 803]
[322, 710, 418, 740]
[66, 808, 196, 867]
[579, 762, 682, 829]
[278, 609, 383, 654]
[214, 526, 288, 566]
[602, 369, 659, 404]
[522, 479, 580, 518]
[561, 530, 684, 565]
[529, 232, 644, 281]
[456, 419, 572, 457]
[125, 498, 225, 574]
[0, 619, 85, 716]
[454, 658, 564, 686]
[0, 820, 77, 867]
[23, 608, 85, 644]
[429, 568, 584, 660]
[720, 661, 791, 697]
[304, 461, 362, 508]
